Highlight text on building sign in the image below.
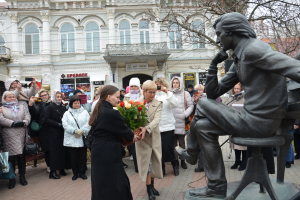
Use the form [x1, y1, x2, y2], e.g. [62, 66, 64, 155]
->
[61, 73, 88, 79]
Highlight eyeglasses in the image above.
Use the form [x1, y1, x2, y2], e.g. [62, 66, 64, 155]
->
[146, 91, 156, 95]
[40, 94, 48, 97]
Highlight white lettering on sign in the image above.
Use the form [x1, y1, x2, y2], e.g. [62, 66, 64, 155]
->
[61, 73, 88, 78]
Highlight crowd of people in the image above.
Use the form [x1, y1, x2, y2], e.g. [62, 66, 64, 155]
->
[0, 76, 298, 200]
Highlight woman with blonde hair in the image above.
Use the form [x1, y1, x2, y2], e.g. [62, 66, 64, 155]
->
[155, 77, 179, 176]
[136, 80, 163, 200]
[225, 83, 246, 171]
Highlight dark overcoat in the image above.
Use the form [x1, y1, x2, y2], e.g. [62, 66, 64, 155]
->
[91, 100, 134, 200]
[29, 101, 51, 151]
[43, 102, 67, 170]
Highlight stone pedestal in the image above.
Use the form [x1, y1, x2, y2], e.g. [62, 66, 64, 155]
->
[174, 178, 298, 200]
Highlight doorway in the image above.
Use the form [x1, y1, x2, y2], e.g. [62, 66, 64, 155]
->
[122, 74, 153, 88]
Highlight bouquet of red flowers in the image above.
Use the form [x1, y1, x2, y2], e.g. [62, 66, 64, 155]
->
[117, 100, 148, 146]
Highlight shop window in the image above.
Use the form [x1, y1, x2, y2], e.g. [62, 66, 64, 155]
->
[119, 20, 131, 44]
[25, 24, 39, 55]
[86, 22, 100, 52]
[199, 72, 207, 86]
[60, 77, 90, 101]
[169, 24, 182, 49]
[0, 35, 5, 54]
[183, 73, 196, 90]
[192, 20, 205, 49]
[139, 20, 150, 44]
[60, 23, 75, 53]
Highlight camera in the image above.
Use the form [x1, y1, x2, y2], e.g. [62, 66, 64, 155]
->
[157, 85, 161, 90]
[21, 83, 28, 88]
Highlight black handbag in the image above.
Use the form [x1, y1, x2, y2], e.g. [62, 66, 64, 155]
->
[69, 111, 91, 148]
[23, 128, 38, 155]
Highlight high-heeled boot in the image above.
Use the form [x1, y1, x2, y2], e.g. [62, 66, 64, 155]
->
[147, 184, 155, 200]
[17, 156, 27, 186]
[151, 180, 159, 196]
[49, 170, 60, 179]
[8, 178, 16, 189]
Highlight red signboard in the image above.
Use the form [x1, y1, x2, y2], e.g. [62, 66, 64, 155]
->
[61, 73, 88, 79]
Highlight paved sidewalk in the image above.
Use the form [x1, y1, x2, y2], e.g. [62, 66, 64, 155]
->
[0, 136, 299, 200]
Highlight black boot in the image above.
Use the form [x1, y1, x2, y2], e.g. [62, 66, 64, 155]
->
[49, 170, 60, 179]
[8, 178, 16, 189]
[231, 160, 241, 169]
[60, 170, 67, 176]
[147, 184, 155, 200]
[162, 163, 165, 176]
[286, 161, 291, 168]
[181, 160, 188, 169]
[17, 156, 27, 186]
[151, 180, 159, 196]
[171, 160, 179, 176]
[238, 151, 247, 171]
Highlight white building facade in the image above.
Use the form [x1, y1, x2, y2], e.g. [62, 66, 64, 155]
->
[0, 0, 217, 101]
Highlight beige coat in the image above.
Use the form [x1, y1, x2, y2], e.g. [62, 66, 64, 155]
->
[225, 95, 247, 151]
[136, 98, 163, 182]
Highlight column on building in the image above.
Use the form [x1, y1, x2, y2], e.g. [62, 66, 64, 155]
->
[75, 26, 85, 60]
[8, 12, 19, 59]
[107, 8, 115, 44]
[40, 10, 51, 62]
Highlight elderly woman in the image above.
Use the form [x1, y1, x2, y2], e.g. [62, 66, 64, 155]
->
[155, 77, 179, 176]
[67, 89, 92, 113]
[170, 76, 193, 171]
[62, 95, 91, 181]
[29, 89, 52, 172]
[225, 83, 246, 171]
[124, 77, 144, 173]
[136, 80, 163, 200]
[0, 91, 31, 189]
[44, 91, 68, 179]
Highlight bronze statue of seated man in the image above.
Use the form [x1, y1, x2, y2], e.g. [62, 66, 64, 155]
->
[176, 12, 300, 198]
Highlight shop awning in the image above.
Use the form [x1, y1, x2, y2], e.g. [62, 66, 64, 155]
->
[90, 74, 106, 82]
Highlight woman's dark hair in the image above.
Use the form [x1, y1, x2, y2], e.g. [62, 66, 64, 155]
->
[69, 95, 81, 108]
[89, 85, 119, 126]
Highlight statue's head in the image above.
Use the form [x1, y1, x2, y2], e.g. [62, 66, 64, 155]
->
[213, 12, 256, 51]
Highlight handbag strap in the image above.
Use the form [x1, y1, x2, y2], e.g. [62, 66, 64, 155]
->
[69, 111, 80, 129]
[184, 92, 186, 111]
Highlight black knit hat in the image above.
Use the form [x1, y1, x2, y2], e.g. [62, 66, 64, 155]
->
[187, 84, 193, 88]
[73, 89, 83, 96]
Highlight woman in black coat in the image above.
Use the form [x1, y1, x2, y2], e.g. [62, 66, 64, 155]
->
[89, 85, 139, 200]
[44, 91, 67, 179]
[28, 89, 52, 170]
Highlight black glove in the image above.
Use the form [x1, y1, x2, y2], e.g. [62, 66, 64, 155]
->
[11, 121, 25, 127]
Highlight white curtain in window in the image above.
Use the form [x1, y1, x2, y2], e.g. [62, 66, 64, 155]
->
[86, 22, 100, 52]
[0, 35, 5, 54]
[119, 20, 131, 44]
[192, 20, 205, 49]
[139, 20, 150, 44]
[60, 23, 75, 53]
[169, 24, 182, 49]
[25, 24, 39, 54]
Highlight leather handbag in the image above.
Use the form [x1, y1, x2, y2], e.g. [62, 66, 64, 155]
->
[23, 128, 38, 155]
[184, 92, 193, 131]
[69, 111, 91, 148]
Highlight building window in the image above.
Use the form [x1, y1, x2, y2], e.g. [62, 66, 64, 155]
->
[199, 72, 207, 86]
[119, 20, 131, 44]
[25, 24, 39, 54]
[60, 23, 75, 53]
[86, 22, 100, 52]
[192, 20, 205, 49]
[60, 77, 91, 101]
[0, 35, 5, 54]
[169, 24, 182, 49]
[139, 20, 150, 44]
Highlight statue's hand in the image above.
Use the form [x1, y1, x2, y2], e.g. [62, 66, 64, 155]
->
[211, 49, 228, 65]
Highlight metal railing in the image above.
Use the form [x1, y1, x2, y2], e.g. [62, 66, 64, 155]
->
[105, 42, 169, 56]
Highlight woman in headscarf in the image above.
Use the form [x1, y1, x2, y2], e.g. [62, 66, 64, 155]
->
[43, 91, 68, 179]
[0, 91, 31, 189]
[28, 89, 52, 172]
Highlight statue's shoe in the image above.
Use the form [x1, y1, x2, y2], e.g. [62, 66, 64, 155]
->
[175, 146, 198, 165]
[189, 186, 227, 198]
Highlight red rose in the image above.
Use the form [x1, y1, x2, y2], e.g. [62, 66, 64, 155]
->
[138, 106, 142, 111]
[120, 101, 125, 107]
[144, 100, 146, 104]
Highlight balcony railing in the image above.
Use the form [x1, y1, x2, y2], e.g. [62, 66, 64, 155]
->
[105, 42, 169, 56]
[0, 46, 11, 61]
